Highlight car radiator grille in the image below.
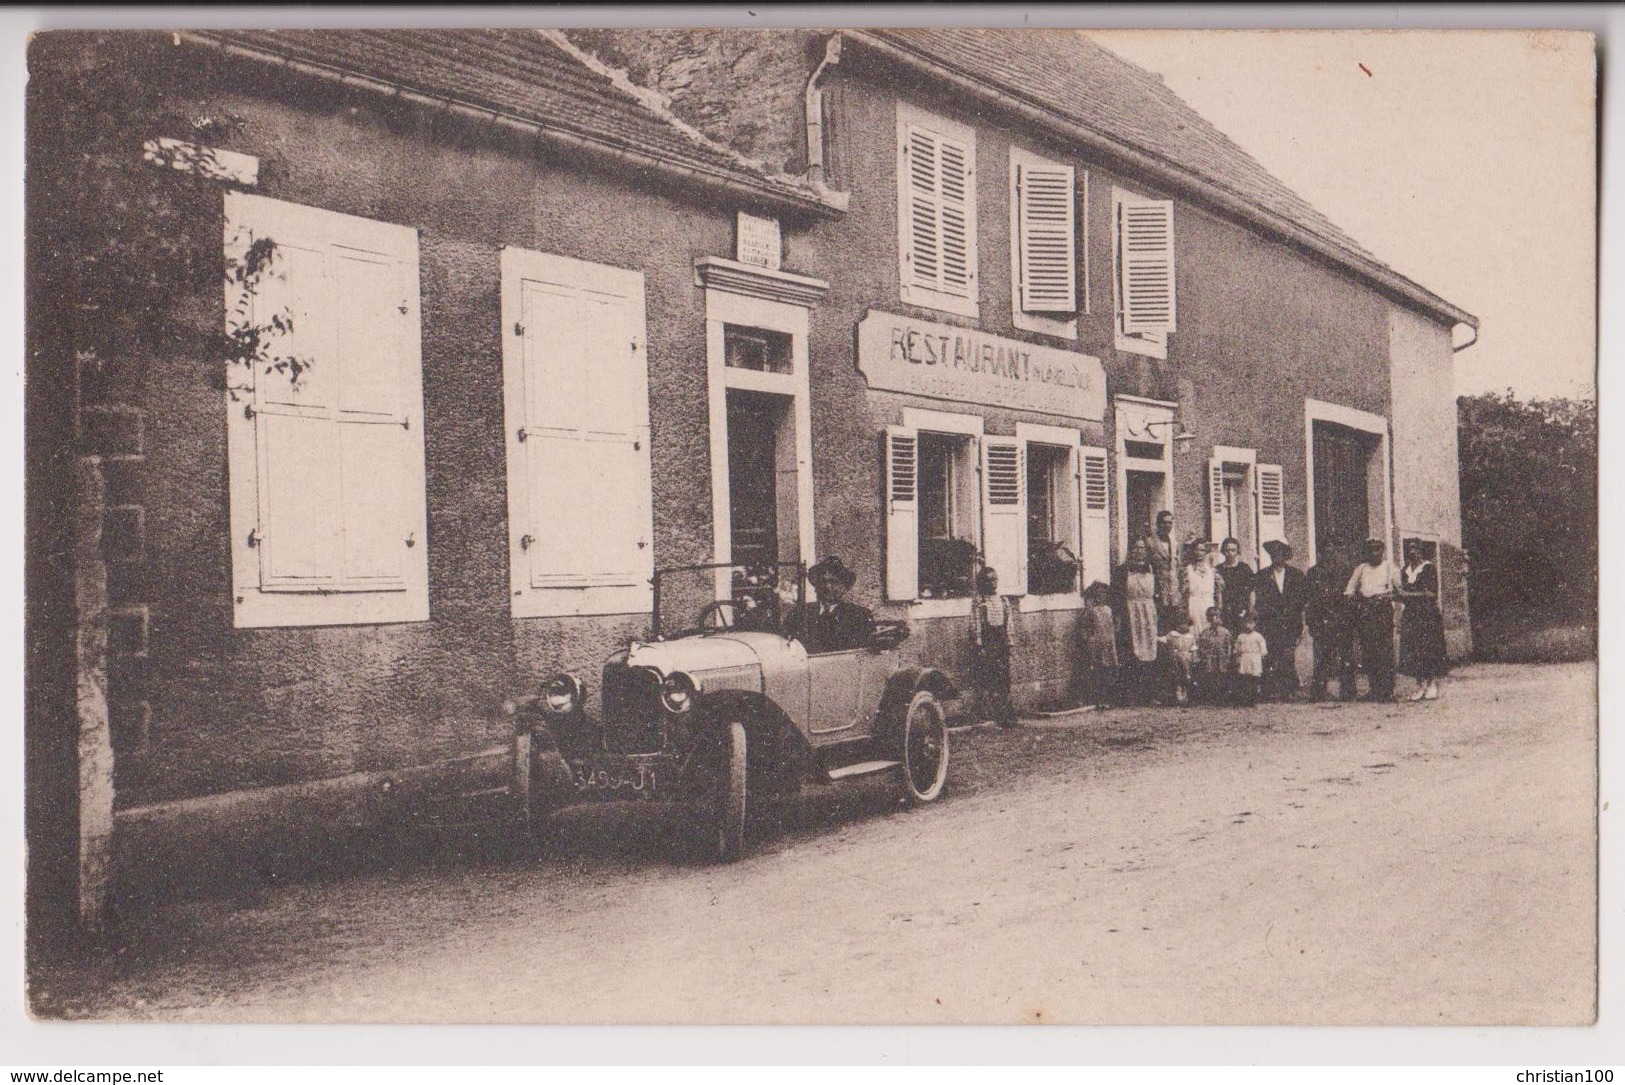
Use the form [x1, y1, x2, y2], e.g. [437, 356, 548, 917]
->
[601, 661, 668, 755]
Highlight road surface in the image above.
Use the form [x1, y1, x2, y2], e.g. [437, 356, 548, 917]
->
[31, 662, 1596, 1025]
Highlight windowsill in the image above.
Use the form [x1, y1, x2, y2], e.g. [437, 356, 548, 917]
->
[900, 283, 979, 320]
[909, 596, 975, 620]
[1115, 329, 1168, 360]
[1013, 309, 1078, 340]
[1019, 591, 1085, 613]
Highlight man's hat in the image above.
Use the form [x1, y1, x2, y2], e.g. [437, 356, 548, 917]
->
[1262, 539, 1293, 561]
[808, 555, 856, 589]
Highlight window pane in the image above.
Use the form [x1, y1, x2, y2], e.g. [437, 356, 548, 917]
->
[917, 432, 974, 598]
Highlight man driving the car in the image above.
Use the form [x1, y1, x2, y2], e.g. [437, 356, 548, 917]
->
[792, 556, 874, 653]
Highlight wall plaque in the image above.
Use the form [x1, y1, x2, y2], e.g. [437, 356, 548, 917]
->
[856, 310, 1106, 420]
[736, 212, 782, 271]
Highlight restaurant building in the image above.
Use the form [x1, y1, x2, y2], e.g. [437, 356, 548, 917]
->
[28, 27, 1475, 937]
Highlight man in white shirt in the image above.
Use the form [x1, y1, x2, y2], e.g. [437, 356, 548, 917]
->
[1343, 537, 1401, 700]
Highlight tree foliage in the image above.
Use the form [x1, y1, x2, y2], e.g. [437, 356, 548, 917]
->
[1458, 391, 1596, 627]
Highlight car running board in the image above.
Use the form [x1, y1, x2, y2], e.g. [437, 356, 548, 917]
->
[824, 759, 901, 781]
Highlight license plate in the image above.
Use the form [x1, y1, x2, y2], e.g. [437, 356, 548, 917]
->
[572, 763, 660, 795]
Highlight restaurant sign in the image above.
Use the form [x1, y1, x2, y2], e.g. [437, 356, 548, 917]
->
[856, 310, 1106, 420]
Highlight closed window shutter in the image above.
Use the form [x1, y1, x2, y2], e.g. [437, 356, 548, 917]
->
[1118, 197, 1176, 335]
[884, 426, 919, 602]
[1016, 159, 1076, 313]
[504, 250, 653, 618]
[1257, 463, 1286, 546]
[1207, 458, 1227, 545]
[902, 122, 975, 300]
[980, 437, 1026, 594]
[1079, 446, 1111, 589]
[226, 192, 429, 629]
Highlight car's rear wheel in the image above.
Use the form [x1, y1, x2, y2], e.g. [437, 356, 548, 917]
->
[899, 690, 949, 804]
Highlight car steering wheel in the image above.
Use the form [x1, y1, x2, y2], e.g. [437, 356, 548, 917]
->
[697, 600, 739, 631]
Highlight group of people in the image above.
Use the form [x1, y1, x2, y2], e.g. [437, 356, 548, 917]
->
[1057, 511, 1450, 711]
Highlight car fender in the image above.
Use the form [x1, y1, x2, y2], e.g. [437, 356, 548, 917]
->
[513, 715, 577, 823]
[875, 667, 960, 758]
[698, 689, 814, 795]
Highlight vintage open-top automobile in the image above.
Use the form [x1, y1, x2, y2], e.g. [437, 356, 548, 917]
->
[507, 561, 957, 861]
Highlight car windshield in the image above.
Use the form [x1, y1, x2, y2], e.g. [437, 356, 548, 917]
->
[651, 561, 807, 640]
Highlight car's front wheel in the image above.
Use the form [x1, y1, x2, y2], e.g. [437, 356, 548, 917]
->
[693, 720, 748, 862]
[899, 690, 949, 804]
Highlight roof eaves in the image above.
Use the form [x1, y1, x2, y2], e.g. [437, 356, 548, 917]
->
[178, 30, 842, 220]
[845, 29, 1476, 330]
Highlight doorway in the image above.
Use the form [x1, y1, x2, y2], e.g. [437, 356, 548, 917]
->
[1312, 420, 1380, 566]
[726, 389, 797, 569]
[1125, 470, 1166, 549]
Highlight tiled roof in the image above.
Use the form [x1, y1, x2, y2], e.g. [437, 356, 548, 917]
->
[188, 29, 828, 213]
[859, 28, 1474, 326]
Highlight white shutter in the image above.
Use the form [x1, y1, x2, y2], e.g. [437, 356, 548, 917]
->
[225, 192, 428, 629]
[1079, 445, 1111, 590]
[1257, 463, 1286, 546]
[980, 437, 1026, 595]
[899, 108, 977, 311]
[884, 426, 919, 602]
[503, 249, 653, 618]
[1016, 158, 1076, 313]
[1207, 458, 1227, 545]
[1118, 196, 1176, 335]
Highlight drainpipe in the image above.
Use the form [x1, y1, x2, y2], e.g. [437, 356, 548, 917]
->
[805, 34, 843, 190]
[1451, 322, 1479, 353]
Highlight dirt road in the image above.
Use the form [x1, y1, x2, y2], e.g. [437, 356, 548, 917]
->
[32, 663, 1596, 1025]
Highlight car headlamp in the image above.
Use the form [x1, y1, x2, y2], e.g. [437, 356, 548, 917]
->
[660, 672, 696, 714]
[542, 674, 585, 715]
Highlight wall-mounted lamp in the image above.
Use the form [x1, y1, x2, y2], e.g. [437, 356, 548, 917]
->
[1139, 418, 1197, 450]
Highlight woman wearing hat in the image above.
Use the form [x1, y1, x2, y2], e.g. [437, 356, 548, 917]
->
[1253, 539, 1307, 701]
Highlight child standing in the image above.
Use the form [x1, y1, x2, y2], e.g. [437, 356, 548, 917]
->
[1079, 581, 1120, 708]
[972, 566, 1017, 727]
[1232, 612, 1268, 707]
[1194, 606, 1234, 704]
[1158, 612, 1197, 706]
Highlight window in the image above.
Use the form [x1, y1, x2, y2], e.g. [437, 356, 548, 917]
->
[884, 409, 983, 604]
[1009, 147, 1084, 338]
[897, 103, 978, 319]
[1025, 442, 1079, 596]
[502, 248, 654, 618]
[1112, 187, 1176, 359]
[724, 325, 792, 374]
[224, 192, 429, 629]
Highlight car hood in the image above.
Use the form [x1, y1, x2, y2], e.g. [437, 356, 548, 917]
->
[624, 632, 789, 675]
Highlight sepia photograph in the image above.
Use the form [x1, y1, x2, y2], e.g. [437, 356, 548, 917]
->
[17, 12, 1600, 1041]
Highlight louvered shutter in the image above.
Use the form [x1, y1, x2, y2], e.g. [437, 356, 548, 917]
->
[503, 249, 653, 618]
[884, 426, 919, 602]
[901, 121, 976, 302]
[1016, 159, 1076, 313]
[1078, 445, 1111, 590]
[1118, 197, 1176, 335]
[1207, 458, 1228, 544]
[226, 192, 428, 629]
[1257, 463, 1286, 546]
[980, 437, 1026, 594]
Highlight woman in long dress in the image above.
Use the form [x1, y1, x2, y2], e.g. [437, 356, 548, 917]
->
[1397, 540, 1449, 700]
[1119, 541, 1160, 703]
[1216, 537, 1255, 633]
[1184, 540, 1223, 633]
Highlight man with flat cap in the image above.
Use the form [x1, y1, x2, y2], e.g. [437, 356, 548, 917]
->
[1253, 538, 1308, 701]
[1343, 537, 1402, 701]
